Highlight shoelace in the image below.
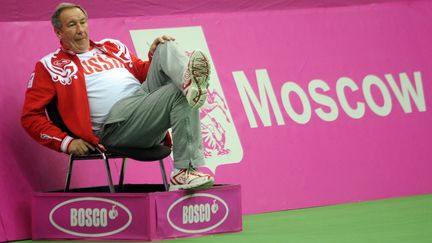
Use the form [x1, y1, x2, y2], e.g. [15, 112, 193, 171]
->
[175, 168, 205, 181]
[188, 167, 204, 175]
[191, 57, 209, 77]
[183, 167, 198, 175]
[181, 168, 197, 184]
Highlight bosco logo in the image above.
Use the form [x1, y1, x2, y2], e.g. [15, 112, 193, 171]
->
[49, 197, 132, 237]
[166, 193, 229, 233]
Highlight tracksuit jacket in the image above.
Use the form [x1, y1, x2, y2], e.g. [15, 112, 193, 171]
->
[21, 39, 152, 153]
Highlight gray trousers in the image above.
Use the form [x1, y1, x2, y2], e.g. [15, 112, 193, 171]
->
[99, 42, 205, 169]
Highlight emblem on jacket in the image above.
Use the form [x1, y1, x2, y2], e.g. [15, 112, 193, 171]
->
[42, 51, 78, 85]
[100, 39, 133, 68]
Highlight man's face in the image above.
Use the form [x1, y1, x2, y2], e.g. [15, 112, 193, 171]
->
[55, 7, 90, 53]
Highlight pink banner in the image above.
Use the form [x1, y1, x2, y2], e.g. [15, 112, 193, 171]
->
[1, 0, 432, 241]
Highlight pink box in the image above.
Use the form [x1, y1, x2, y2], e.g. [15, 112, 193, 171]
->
[32, 185, 242, 241]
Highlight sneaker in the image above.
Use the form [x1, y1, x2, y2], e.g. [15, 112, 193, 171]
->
[169, 168, 214, 191]
[182, 50, 211, 109]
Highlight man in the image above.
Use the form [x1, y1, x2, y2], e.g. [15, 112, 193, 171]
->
[21, 2, 214, 191]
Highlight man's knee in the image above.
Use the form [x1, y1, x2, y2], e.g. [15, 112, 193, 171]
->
[164, 83, 189, 106]
[154, 83, 182, 98]
[154, 41, 179, 56]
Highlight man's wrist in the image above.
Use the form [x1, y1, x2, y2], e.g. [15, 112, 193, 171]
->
[61, 136, 74, 153]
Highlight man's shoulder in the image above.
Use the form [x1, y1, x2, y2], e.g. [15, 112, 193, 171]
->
[39, 49, 62, 62]
[96, 39, 133, 63]
[96, 38, 131, 52]
[96, 38, 125, 46]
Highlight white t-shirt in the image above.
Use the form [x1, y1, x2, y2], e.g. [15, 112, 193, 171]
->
[77, 48, 141, 132]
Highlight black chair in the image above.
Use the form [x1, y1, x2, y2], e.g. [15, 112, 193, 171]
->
[46, 101, 172, 193]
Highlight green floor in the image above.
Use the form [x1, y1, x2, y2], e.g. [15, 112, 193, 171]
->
[19, 194, 432, 243]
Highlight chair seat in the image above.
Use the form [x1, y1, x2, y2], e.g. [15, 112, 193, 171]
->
[66, 145, 172, 192]
[106, 145, 171, 161]
[72, 145, 171, 161]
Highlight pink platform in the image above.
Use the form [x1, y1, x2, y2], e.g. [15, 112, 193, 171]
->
[32, 185, 242, 241]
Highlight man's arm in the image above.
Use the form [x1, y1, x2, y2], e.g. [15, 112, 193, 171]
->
[21, 62, 74, 153]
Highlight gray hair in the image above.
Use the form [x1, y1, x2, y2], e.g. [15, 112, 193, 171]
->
[51, 2, 88, 30]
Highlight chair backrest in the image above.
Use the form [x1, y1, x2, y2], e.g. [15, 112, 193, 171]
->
[46, 100, 76, 137]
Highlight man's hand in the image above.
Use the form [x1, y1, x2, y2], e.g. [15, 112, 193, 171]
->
[149, 35, 175, 55]
[68, 139, 95, 156]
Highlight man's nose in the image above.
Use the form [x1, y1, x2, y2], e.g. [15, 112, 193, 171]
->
[76, 24, 84, 33]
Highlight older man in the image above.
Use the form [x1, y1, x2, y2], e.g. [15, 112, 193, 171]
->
[21, 2, 213, 191]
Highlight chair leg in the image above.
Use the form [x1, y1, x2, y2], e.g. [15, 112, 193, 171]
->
[101, 152, 115, 193]
[159, 159, 169, 191]
[119, 158, 127, 192]
[64, 154, 74, 192]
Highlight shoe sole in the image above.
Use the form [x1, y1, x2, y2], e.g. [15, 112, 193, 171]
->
[188, 179, 214, 190]
[169, 178, 215, 191]
[187, 50, 210, 109]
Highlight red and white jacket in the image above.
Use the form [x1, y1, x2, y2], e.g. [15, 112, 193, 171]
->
[21, 39, 152, 153]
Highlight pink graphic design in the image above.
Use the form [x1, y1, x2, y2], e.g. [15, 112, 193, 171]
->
[200, 89, 231, 158]
[130, 27, 244, 172]
[184, 50, 233, 158]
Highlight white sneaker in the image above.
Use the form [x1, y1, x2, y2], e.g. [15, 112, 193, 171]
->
[169, 168, 214, 191]
[182, 50, 211, 109]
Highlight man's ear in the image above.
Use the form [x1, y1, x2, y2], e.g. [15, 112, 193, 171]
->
[54, 28, 62, 39]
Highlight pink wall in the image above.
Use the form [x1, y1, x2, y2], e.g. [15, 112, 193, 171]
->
[0, 0, 403, 22]
[1, 0, 432, 241]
